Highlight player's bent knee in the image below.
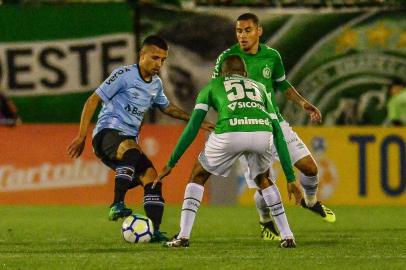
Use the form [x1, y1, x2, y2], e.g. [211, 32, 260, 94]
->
[189, 162, 211, 186]
[295, 156, 318, 176]
[117, 147, 142, 164]
[116, 139, 141, 160]
[254, 172, 272, 189]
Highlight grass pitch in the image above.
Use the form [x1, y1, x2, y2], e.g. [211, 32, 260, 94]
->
[0, 205, 405, 270]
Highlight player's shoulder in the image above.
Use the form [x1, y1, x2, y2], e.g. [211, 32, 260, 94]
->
[112, 64, 135, 74]
[260, 44, 281, 57]
[103, 65, 134, 85]
[217, 44, 240, 58]
[110, 65, 134, 79]
[244, 76, 265, 89]
[208, 76, 225, 87]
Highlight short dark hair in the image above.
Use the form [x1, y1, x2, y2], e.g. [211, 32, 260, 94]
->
[221, 55, 246, 76]
[142, 35, 168, 50]
[237, 13, 259, 25]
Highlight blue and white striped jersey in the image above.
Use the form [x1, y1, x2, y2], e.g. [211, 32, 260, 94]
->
[93, 64, 169, 138]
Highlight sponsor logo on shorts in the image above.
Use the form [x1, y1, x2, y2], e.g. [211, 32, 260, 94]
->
[229, 117, 270, 126]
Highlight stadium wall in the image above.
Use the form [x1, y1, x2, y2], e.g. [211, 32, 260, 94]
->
[0, 124, 208, 205]
[1, 125, 405, 206]
[237, 126, 406, 206]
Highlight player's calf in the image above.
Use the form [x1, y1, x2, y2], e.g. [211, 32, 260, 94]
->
[300, 173, 319, 207]
[143, 179, 165, 235]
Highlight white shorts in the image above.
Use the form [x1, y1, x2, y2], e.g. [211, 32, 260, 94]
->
[244, 121, 311, 189]
[198, 131, 273, 180]
[270, 121, 311, 164]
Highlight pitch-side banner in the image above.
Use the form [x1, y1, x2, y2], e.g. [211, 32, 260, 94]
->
[0, 33, 135, 96]
[0, 3, 135, 122]
[0, 124, 208, 205]
[238, 127, 406, 206]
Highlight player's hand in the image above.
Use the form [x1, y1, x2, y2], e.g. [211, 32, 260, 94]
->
[152, 165, 173, 189]
[201, 121, 215, 132]
[303, 102, 322, 123]
[67, 136, 86, 159]
[287, 182, 302, 205]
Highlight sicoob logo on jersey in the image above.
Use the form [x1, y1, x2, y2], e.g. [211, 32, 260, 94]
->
[262, 66, 272, 79]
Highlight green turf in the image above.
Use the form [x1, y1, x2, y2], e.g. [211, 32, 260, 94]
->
[0, 205, 405, 270]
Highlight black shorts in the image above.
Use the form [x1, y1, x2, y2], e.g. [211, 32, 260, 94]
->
[92, 128, 154, 176]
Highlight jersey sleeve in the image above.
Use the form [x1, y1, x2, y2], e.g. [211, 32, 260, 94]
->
[195, 83, 212, 109]
[167, 85, 211, 168]
[167, 110, 208, 168]
[260, 82, 277, 116]
[262, 83, 295, 182]
[272, 119, 296, 182]
[152, 79, 170, 108]
[95, 67, 128, 103]
[272, 50, 292, 93]
[211, 50, 228, 79]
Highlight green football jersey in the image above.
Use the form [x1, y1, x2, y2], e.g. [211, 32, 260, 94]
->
[166, 74, 295, 182]
[197, 75, 277, 134]
[212, 44, 290, 122]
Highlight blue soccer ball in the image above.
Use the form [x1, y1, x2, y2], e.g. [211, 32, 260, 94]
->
[121, 214, 154, 243]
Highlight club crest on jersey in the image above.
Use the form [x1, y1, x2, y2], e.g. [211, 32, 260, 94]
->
[262, 66, 272, 79]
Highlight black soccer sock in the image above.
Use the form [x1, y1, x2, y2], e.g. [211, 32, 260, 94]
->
[113, 167, 134, 204]
[112, 149, 143, 205]
[144, 182, 165, 231]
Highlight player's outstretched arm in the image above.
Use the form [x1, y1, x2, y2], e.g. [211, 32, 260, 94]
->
[271, 119, 302, 204]
[161, 104, 214, 131]
[153, 109, 207, 189]
[271, 119, 295, 183]
[67, 92, 101, 159]
[284, 86, 322, 123]
[152, 165, 172, 189]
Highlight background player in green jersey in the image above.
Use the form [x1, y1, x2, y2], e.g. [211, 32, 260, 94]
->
[212, 13, 336, 241]
[154, 55, 302, 248]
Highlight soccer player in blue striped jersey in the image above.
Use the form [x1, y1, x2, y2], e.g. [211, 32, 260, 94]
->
[67, 35, 214, 242]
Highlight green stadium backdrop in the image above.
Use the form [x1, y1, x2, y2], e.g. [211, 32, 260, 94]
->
[1, 3, 405, 205]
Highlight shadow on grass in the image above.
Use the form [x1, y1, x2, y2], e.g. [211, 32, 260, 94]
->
[0, 247, 158, 254]
[297, 239, 340, 247]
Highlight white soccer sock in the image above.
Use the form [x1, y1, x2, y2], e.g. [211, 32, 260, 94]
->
[300, 173, 319, 207]
[178, 183, 204, 239]
[253, 190, 272, 223]
[261, 185, 293, 239]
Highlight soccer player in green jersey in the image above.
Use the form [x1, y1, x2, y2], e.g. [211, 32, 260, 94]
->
[154, 55, 302, 248]
[212, 13, 336, 241]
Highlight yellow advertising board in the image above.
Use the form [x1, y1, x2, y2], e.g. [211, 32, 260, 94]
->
[238, 127, 406, 205]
